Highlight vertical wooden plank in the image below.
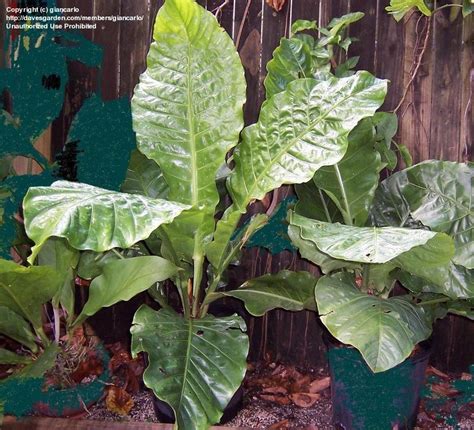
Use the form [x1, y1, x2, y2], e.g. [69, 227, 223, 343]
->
[119, 0, 150, 97]
[261, 0, 291, 68]
[319, 0, 350, 28]
[207, 0, 235, 37]
[290, 0, 319, 22]
[52, 0, 99, 154]
[234, 0, 264, 124]
[349, 0, 378, 73]
[429, 3, 463, 160]
[89, 0, 121, 100]
[375, 0, 405, 111]
[398, 13, 432, 164]
[460, 14, 473, 162]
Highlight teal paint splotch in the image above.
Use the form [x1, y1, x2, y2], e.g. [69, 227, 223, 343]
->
[244, 196, 297, 254]
[328, 345, 429, 429]
[0, 2, 100, 256]
[64, 95, 136, 191]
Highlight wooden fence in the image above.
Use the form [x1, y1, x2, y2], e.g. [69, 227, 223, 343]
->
[3, 0, 473, 371]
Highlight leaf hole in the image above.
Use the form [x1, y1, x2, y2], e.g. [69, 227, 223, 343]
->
[159, 368, 166, 374]
[196, 330, 204, 336]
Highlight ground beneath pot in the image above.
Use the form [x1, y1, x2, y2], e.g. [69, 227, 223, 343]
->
[84, 357, 474, 429]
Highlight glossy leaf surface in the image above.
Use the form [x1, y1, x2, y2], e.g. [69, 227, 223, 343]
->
[74, 256, 178, 326]
[370, 161, 473, 268]
[23, 181, 189, 262]
[131, 307, 248, 430]
[228, 72, 387, 213]
[131, 0, 245, 263]
[316, 272, 432, 372]
[216, 270, 317, 316]
[289, 212, 451, 264]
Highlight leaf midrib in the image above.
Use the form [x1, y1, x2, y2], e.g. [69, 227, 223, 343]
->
[178, 317, 194, 415]
[239, 75, 379, 210]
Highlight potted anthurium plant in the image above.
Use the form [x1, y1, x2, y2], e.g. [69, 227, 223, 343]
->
[20, 0, 389, 428]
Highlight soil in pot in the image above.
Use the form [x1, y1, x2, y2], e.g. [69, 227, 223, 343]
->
[326, 337, 430, 430]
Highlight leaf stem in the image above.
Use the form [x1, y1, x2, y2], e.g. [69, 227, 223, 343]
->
[192, 254, 204, 317]
[432, 4, 463, 14]
[417, 297, 450, 306]
[111, 248, 125, 259]
[362, 264, 370, 292]
[318, 188, 332, 222]
[334, 164, 352, 226]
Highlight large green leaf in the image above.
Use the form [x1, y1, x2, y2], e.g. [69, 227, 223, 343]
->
[370, 161, 473, 269]
[228, 72, 388, 213]
[131, 0, 246, 264]
[131, 306, 248, 430]
[0, 259, 61, 331]
[74, 256, 178, 327]
[23, 181, 189, 262]
[212, 270, 317, 316]
[289, 212, 453, 264]
[313, 118, 384, 226]
[121, 150, 169, 199]
[316, 272, 432, 372]
[37, 238, 79, 318]
[0, 305, 37, 352]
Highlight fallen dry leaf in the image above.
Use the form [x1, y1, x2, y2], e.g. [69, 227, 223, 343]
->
[265, 0, 287, 12]
[431, 382, 459, 397]
[262, 386, 288, 395]
[289, 392, 321, 408]
[267, 419, 290, 429]
[105, 385, 134, 416]
[260, 394, 291, 405]
[309, 376, 331, 393]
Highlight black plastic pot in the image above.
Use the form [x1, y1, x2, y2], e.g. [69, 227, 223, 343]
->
[151, 302, 246, 424]
[152, 385, 244, 424]
[325, 334, 430, 430]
